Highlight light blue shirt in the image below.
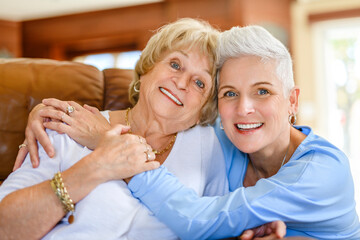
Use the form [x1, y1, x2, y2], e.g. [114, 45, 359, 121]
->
[128, 121, 360, 240]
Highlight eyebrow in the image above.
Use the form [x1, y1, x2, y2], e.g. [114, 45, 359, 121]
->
[178, 50, 188, 58]
[218, 81, 273, 91]
[253, 81, 273, 86]
[218, 85, 233, 91]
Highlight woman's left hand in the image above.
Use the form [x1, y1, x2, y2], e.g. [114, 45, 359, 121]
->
[88, 124, 159, 182]
[239, 220, 286, 240]
[41, 98, 111, 149]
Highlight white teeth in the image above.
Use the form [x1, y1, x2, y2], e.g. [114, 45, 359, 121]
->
[236, 123, 263, 130]
[160, 88, 183, 106]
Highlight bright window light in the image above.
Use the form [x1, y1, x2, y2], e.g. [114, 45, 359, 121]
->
[116, 51, 141, 69]
[313, 18, 360, 215]
[73, 50, 141, 70]
[82, 53, 115, 71]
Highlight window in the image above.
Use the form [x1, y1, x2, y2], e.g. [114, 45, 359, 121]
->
[313, 18, 360, 214]
[73, 50, 142, 70]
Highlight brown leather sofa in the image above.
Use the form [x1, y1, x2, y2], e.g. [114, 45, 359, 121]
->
[0, 58, 133, 182]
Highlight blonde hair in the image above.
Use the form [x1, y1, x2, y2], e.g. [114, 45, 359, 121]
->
[129, 18, 220, 125]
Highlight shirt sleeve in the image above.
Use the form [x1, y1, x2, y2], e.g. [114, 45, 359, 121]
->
[0, 130, 81, 202]
[128, 147, 357, 240]
[200, 126, 229, 197]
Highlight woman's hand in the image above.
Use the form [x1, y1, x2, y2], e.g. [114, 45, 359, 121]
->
[41, 98, 111, 150]
[14, 98, 111, 171]
[14, 103, 54, 170]
[239, 220, 286, 240]
[88, 124, 160, 182]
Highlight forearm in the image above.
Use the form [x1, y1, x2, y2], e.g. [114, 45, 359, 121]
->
[0, 155, 103, 239]
[0, 180, 64, 239]
[129, 167, 250, 239]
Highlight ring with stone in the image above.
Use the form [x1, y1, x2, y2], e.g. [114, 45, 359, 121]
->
[61, 113, 66, 121]
[144, 151, 151, 161]
[138, 136, 144, 144]
[66, 105, 75, 115]
[19, 143, 27, 149]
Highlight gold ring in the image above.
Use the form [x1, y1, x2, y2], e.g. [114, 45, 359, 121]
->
[19, 143, 27, 149]
[66, 106, 75, 115]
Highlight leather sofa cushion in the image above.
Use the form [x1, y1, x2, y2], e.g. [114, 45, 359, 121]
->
[0, 58, 104, 181]
[103, 68, 133, 110]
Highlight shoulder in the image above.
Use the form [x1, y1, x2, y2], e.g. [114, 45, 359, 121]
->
[277, 126, 353, 196]
[45, 128, 82, 153]
[293, 126, 349, 168]
[45, 128, 91, 170]
[180, 125, 218, 145]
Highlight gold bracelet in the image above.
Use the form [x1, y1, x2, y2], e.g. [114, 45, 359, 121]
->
[50, 171, 75, 224]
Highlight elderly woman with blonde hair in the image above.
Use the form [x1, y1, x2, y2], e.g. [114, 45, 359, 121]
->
[0, 18, 229, 239]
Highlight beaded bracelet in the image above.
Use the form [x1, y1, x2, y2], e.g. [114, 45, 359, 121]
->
[50, 171, 75, 224]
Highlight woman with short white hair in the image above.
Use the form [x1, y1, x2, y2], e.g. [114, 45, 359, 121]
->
[126, 25, 360, 239]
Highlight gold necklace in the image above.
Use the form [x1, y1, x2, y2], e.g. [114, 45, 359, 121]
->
[125, 108, 177, 155]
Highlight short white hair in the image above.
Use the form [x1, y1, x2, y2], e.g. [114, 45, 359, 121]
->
[216, 25, 294, 96]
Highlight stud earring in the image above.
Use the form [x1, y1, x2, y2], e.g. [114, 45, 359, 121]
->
[133, 80, 141, 93]
[288, 113, 297, 125]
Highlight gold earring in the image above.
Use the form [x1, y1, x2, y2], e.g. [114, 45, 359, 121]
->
[133, 80, 141, 93]
[288, 113, 297, 125]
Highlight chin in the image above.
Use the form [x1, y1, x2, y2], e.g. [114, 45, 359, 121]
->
[234, 142, 259, 154]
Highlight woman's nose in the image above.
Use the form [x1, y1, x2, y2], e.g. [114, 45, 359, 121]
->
[174, 74, 190, 91]
[236, 96, 255, 116]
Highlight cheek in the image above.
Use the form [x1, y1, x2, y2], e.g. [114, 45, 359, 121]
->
[261, 100, 287, 122]
[218, 100, 234, 122]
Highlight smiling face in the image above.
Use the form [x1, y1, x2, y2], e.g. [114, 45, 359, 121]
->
[218, 55, 295, 154]
[138, 48, 213, 131]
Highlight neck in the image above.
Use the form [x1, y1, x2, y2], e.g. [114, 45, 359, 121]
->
[245, 127, 306, 186]
[126, 106, 177, 157]
[249, 129, 292, 179]
[130, 104, 173, 137]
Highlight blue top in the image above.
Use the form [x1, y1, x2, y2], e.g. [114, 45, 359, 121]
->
[128, 121, 360, 240]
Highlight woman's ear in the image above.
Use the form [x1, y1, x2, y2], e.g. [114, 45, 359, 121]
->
[288, 86, 300, 114]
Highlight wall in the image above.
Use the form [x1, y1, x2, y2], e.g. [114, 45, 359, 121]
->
[291, 0, 360, 128]
[19, 0, 292, 60]
[0, 19, 22, 57]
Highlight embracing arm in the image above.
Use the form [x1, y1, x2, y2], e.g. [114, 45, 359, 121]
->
[0, 156, 103, 239]
[128, 149, 350, 240]
[129, 167, 252, 239]
[14, 98, 111, 170]
[1, 125, 158, 239]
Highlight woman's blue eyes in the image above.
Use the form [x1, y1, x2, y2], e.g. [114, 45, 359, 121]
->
[223, 89, 269, 97]
[170, 62, 180, 70]
[195, 79, 205, 88]
[224, 91, 237, 97]
[170, 61, 205, 89]
[258, 89, 269, 95]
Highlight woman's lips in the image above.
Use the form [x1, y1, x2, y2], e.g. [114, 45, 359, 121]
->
[159, 87, 183, 106]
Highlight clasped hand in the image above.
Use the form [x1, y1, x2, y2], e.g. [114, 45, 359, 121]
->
[88, 124, 159, 182]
